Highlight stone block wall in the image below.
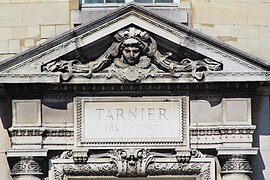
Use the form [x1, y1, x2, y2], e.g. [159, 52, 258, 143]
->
[181, 0, 270, 62]
[0, 1, 78, 179]
[0, 0, 78, 61]
[0, 0, 269, 62]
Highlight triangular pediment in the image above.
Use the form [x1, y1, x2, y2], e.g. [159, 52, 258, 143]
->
[0, 3, 269, 83]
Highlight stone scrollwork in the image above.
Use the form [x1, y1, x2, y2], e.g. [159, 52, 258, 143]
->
[51, 149, 213, 180]
[42, 27, 223, 82]
[60, 151, 73, 159]
[191, 149, 207, 158]
[109, 149, 154, 177]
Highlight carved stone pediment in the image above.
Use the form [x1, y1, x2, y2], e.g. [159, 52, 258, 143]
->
[42, 27, 223, 83]
[0, 3, 269, 84]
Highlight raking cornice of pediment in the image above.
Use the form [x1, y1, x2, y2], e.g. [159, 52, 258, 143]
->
[0, 2, 269, 84]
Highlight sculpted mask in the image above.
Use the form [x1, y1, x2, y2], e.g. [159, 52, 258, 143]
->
[121, 38, 143, 65]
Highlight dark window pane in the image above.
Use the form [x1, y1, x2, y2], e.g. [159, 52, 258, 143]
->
[134, 0, 153, 3]
[106, 0, 125, 3]
[155, 0, 173, 2]
[85, 0, 104, 3]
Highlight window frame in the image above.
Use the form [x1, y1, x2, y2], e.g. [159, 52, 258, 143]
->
[80, 0, 179, 8]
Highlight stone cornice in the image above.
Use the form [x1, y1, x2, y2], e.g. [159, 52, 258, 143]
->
[190, 125, 256, 136]
[9, 126, 255, 138]
[3, 82, 259, 95]
[9, 127, 74, 137]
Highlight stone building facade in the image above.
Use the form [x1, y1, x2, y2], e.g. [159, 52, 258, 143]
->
[0, 1, 269, 180]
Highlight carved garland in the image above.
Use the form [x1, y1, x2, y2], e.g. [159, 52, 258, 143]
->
[52, 149, 213, 180]
[53, 163, 118, 180]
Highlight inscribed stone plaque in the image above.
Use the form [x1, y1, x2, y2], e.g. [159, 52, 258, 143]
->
[75, 97, 188, 148]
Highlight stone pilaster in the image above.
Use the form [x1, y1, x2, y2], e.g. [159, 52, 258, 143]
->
[10, 157, 43, 180]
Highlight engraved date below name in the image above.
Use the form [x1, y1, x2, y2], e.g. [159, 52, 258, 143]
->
[105, 124, 159, 132]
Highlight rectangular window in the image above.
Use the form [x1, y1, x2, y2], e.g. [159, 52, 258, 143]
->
[81, 0, 177, 7]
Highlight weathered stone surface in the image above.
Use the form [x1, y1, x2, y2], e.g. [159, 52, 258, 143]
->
[27, 26, 40, 38]
[56, 25, 70, 35]
[192, 2, 248, 25]
[12, 27, 28, 39]
[42, 101, 73, 124]
[8, 40, 21, 53]
[191, 100, 223, 125]
[0, 28, 12, 40]
[0, 154, 11, 180]
[24, 39, 35, 48]
[41, 26, 56, 38]
[0, 3, 69, 27]
[0, 40, 9, 53]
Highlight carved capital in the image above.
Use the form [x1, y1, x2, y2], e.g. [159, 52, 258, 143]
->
[221, 155, 252, 174]
[11, 157, 42, 176]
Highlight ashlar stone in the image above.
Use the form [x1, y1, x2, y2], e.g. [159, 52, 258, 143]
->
[0, 28, 12, 40]
[8, 40, 21, 53]
[41, 26, 56, 39]
[27, 26, 40, 38]
[12, 27, 28, 39]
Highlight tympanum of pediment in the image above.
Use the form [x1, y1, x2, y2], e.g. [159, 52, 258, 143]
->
[42, 27, 223, 83]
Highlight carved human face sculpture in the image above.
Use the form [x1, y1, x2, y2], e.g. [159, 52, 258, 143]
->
[121, 38, 142, 65]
